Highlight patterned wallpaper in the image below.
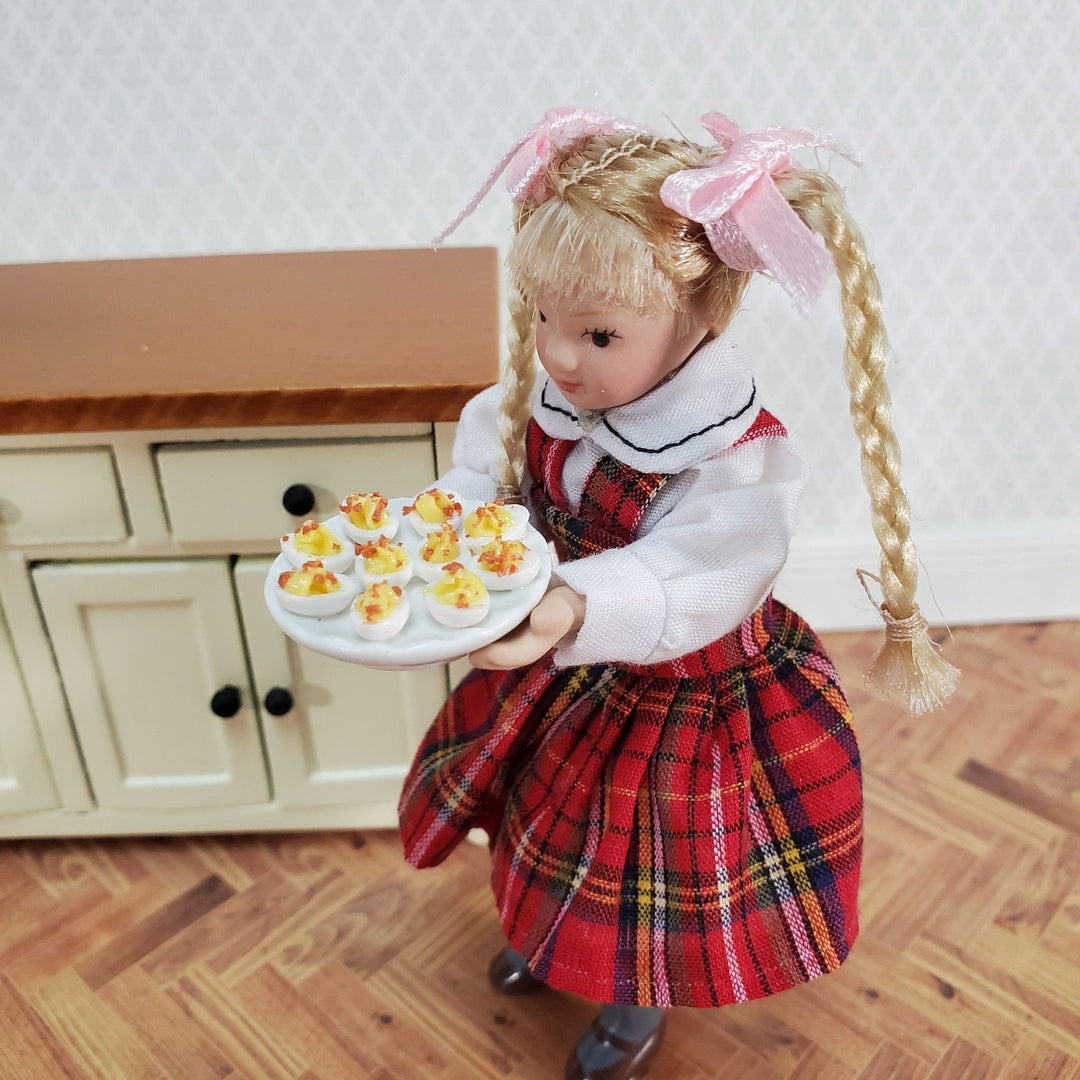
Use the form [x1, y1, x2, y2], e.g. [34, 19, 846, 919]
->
[2, 0, 1078, 559]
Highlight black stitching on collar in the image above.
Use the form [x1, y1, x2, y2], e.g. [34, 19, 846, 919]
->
[539, 383, 579, 421]
[602, 381, 756, 453]
[539, 378, 757, 454]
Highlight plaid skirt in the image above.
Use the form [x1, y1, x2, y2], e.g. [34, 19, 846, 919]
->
[398, 595, 861, 1007]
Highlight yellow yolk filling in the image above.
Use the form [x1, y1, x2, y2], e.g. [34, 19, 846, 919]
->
[359, 537, 408, 574]
[340, 493, 389, 531]
[292, 521, 343, 557]
[464, 502, 515, 539]
[278, 561, 340, 596]
[355, 581, 403, 623]
[477, 539, 527, 576]
[410, 488, 461, 524]
[429, 564, 487, 608]
[420, 526, 460, 563]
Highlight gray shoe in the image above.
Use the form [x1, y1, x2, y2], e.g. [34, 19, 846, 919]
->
[564, 1014, 666, 1080]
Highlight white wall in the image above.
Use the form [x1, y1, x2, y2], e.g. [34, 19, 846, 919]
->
[2, 0, 1077, 628]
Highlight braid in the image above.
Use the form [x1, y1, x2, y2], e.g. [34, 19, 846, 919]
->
[493, 286, 537, 502]
[788, 172, 959, 714]
[557, 134, 663, 193]
[792, 174, 915, 614]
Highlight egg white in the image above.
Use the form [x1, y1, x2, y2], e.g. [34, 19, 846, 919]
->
[405, 487, 463, 537]
[414, 556, 454, 583]
[462, 501, 530, 552]
[339, 506, 399, 544]
[414, 544, 475, 583]
[424, 581, 490, 628]
[354, 542, 413, 589]
[280, 525, 354, 573]
[351, 588, 411, 640]
[276, 570, 358, 617]
[472, 541, 541, 591]
[412, 525, 467, 582]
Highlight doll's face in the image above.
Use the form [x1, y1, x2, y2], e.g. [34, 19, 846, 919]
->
[534, 294, 709, 412]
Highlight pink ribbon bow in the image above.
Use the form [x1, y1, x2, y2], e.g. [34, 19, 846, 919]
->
[659, 114, 860, 313]
[433, 106, 654, 246]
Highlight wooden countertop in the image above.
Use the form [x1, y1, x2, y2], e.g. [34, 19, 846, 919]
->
[0, 249, 500, 434]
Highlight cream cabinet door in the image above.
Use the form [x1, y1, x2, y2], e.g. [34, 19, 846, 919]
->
[234, 557, 445, 814]
[32, 560, 269, 810]
[0, 598, 58, 813]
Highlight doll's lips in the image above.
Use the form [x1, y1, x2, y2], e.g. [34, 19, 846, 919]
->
[554, 380, 580, 393]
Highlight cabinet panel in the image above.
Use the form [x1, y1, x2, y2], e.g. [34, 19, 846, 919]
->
[156, 436, 435, 543]
[0, 447, 127, 546]
[234, 557, 445, 812]
[32, 560, 268, 809]
[0, 598, 58, 813]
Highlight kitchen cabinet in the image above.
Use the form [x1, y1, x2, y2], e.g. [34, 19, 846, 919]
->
[0, 248, 497, 838]
[0, 422, 453, 837]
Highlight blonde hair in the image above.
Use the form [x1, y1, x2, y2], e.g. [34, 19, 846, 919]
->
[492, 129, 957, 714]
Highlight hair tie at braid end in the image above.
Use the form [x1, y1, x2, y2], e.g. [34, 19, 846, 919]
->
[495, 483, 527, 505]
[857, 570, 960, 716]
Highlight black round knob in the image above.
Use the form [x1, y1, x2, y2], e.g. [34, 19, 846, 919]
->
[282, 483, 316, 516]
[210, 685, 242, 718]
[263, 687, 294, 716]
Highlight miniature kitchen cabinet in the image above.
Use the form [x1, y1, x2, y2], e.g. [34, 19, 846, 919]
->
[0, 249, 496, 837]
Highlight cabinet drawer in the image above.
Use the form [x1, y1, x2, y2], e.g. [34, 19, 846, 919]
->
[156, 436, 436, 543]
[0, 448, 127, 546]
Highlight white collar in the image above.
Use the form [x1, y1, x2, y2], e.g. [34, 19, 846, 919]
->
[530, 332, 760, 473]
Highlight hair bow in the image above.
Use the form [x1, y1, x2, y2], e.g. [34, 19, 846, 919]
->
[660, 114, 860, 313]
[433, 106, 654, 246]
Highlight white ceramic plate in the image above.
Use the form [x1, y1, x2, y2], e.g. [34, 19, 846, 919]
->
[265, 498, 552, 670]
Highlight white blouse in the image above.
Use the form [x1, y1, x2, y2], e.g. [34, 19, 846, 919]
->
[438, 333, 808, 667]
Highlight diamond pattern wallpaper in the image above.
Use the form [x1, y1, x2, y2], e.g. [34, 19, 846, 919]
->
[1, 1, 1078, 607]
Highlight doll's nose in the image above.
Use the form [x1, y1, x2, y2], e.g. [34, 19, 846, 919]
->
[540, 336, 578, 375]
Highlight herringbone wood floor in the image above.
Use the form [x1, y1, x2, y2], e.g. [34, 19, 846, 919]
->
[1, 621, 1078, 1080]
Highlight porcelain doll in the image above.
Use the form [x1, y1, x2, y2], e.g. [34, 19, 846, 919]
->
[398, 106, 958, 1080]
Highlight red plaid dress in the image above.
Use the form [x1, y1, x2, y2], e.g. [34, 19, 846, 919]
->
[399, 410, 862, 1008]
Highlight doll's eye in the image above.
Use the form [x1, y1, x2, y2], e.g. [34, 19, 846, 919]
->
[538, 310, 547, 323]
[583, 329, 618, 348]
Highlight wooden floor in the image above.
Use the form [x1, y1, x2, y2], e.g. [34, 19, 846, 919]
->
[1, 621, 1078, 1080]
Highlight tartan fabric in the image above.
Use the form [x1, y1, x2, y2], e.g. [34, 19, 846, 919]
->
[734, 407, 787, 447]
[398, 411, 862, 1007]
[525, 418, 671, 561]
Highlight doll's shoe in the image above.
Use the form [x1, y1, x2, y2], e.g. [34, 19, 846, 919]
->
[564, 1014, 666, 1080]
[488, 947, 545, 995]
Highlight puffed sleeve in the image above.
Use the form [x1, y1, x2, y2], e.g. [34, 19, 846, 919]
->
[550, 434, 809, 666]
[436, 384, 503, 501]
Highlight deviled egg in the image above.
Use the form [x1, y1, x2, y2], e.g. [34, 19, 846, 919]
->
[354, 535, 412, 588]
[276, 560, 358, 616]
[351, 580, 410, 641]
[415, 524, 467, 582]
[339, 491, 398, 543]
[404, 487, 462, 536]
[462, 500, 529, 551]
[281, 519, 354, 572]
[473, 538, 540, 590]
[424, 562, 490, 628]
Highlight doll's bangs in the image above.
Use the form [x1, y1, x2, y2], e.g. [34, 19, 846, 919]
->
[507, 199, 676, 314]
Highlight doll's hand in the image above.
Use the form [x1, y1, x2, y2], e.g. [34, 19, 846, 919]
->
[468, 585, 585, 670]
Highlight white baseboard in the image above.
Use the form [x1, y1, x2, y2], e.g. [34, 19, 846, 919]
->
[774, 526, 1080, 631]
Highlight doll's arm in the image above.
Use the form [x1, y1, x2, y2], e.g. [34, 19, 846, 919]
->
[435, 383, 504, 500]
[549, 436, 808, 667]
